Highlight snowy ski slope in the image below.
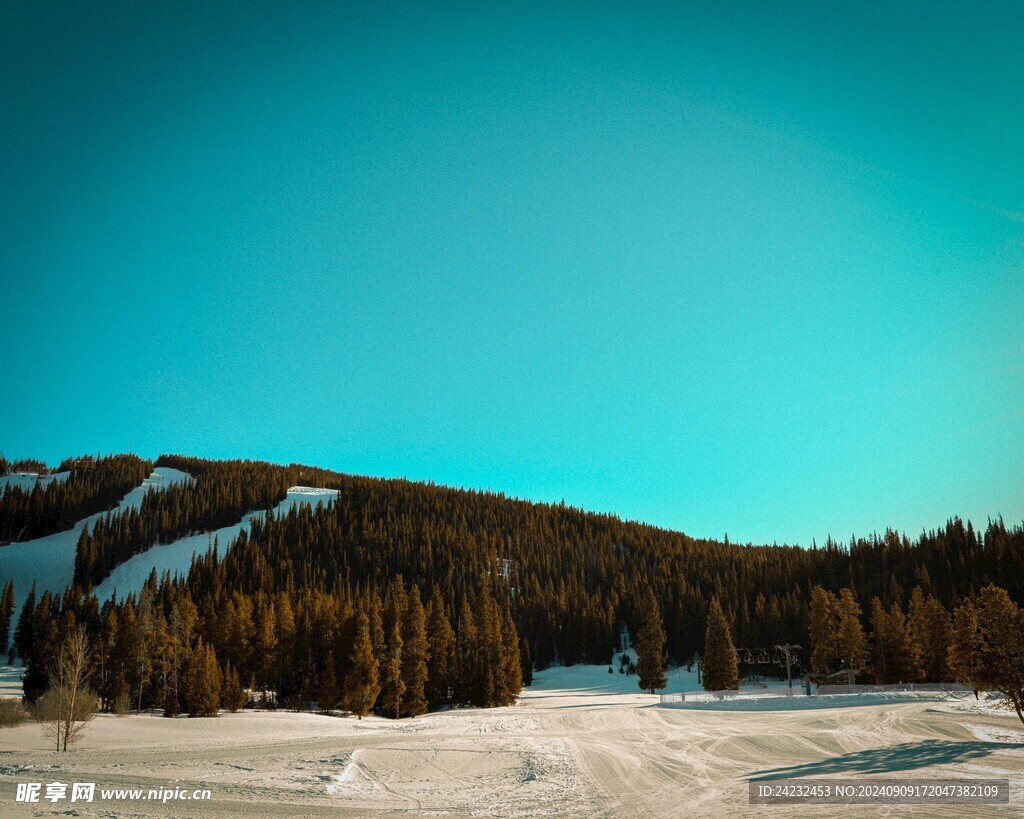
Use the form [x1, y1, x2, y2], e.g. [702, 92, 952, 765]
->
[1, 471, 338, 649]
[92, 486, 339, 602]
[0, 467, 192, 641]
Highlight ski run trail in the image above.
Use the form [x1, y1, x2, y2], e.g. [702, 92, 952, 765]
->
[0, 470, 338, 633]
[0, 467, 192, 631]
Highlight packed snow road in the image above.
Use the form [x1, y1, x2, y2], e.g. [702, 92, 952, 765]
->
[1, 671, 1021, 818]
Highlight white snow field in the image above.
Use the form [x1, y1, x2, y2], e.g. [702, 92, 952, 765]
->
[0, 471, 71, 492]
[92, 486, 339, 602]
[1, 662, 1022, 818]
[0, 467, 192, 636]
[0, 660, 23, 698]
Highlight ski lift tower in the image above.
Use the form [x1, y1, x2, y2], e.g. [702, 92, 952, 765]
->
[775, 644, 800, 689]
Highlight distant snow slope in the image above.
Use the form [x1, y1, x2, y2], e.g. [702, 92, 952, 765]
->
[530, 650, 797, 698]
[0, 660, 23, 698]
[92, 486, 339, 602]
[0, 467, 192, 646]
[0, 470, 71, 491]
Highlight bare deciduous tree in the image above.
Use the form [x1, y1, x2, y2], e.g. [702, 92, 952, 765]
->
[39, 626, 98, 751]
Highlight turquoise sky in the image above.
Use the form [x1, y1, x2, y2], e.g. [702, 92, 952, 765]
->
[2, 1, 1022, 546]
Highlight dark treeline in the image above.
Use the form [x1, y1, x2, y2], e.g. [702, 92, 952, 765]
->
[0, 455, 57, 475]
[4, 453, 1024, 717]
[15, 557, 524, 718]
[0, 454, 152, 543]
[806, 582, 956, 685]
[797, 578, 1024, 724]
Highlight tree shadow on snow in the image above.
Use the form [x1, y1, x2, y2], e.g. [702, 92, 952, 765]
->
[749, 740, 1024, 781]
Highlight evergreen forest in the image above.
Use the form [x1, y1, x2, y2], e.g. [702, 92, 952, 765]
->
[2, 453, 1022, 719]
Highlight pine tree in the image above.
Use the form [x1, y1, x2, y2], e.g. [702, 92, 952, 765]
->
[151, 612, 174, 713]
[456, 598, 478, 705]
[164, 595, 197, 717]
[871, 598, 921, 684]
[519, 637, 533, 688]
[222, 661, 247, 712]
[343, 611, 380, 719]
[317, 651, 340, 713]
[379, 593, 406, 718]
[131, 587, 156, 712]
[808, 586, 838, 674]
[400, 587, 429, 717]
[702, 597, 740, 691]
[253, 596, 277, 695]
[24, 591, 57, 701]
[377, 617, 403, 718]
[949, 586, 1024, 724]
[367, 590, 385, 658]
[275, 592, 296, 701]
[907, 586, 926, 650]
[949, 600, 983, 694]
[869, 597, 889, 683]
[479, 589, 506, 706]
[912, 594, 952, 682]
[425, 593, 456, 710]
[335, 596, 357, 683]
[13, 582, 36, 663]
[184, 640, 222, 717]
[109, 603, 137, 713]
[835, 588, 867, 672]
[888, 600, 922, 682]
[635, 587, 667, 694]
[0, 580, 14, 653]
[496, 607, 523, 705]
[97, 605, 121, 712]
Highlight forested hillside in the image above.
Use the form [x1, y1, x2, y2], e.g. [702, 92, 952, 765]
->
[0, 454, 152, 543]
[205, 469, 1021, 668]
[2, 452, 1022, 719]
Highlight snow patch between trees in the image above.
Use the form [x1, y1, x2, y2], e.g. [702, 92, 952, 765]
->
[0, 471, 71, 491]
